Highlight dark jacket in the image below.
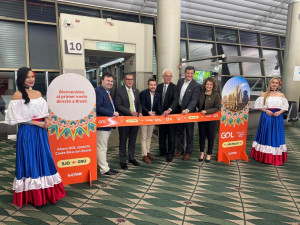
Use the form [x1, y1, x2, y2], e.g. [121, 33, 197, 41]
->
[113, 85, 142, 116]
[95, 85, 114, 131]
[177, 78, 201, 113]
[198, 91, 221, 114]
[140, 89, 163, 116]
[157, 82, 179, 113]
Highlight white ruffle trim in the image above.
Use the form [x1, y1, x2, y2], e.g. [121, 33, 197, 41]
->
[254, 96, 289, 111]
[252, 141, 287, 155]
[5, 97, 49, 125]
[13, 172, 63, 193]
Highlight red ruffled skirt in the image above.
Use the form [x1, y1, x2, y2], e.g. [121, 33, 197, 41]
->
[13, 181, 66, 207]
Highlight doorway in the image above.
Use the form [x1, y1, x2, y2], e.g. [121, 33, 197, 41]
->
[85, 49, 134, 91]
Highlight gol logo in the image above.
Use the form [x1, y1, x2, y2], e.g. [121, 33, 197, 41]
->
[126, 119, 138, 123]
[221, 132, 234, 139]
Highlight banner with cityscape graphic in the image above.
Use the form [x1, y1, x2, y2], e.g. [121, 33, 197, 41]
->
[217, 77, 250, 165]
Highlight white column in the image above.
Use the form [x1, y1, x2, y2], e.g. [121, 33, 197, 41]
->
[282, 0, 300, 107]
[156, 0, 181, 83]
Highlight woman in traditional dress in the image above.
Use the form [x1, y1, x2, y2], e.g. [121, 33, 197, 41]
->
[5, 67, 66, 207]
[198, 77, 221, 163]
[251, 77, 289, 165]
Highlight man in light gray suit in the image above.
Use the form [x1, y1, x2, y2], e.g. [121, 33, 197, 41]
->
[114, 73, 142, 170]
[175, 66, 201, 161]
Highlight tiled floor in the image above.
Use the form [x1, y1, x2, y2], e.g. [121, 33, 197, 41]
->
[0, 122, 300, 224]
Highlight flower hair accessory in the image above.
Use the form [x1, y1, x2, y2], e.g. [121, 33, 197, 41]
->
[32, 71, 36, 77]
[279, 81, 282, 86]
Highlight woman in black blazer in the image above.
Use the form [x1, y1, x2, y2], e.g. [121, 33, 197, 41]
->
[198, 77, 221, 163]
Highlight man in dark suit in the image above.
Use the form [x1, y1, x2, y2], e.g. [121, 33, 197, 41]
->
[140, 78, 163, 164]
[157, 69, 179, 162]
[95, 73, 119, 176]
[114, 73, 142, 170]
[175, 66, 201, 161]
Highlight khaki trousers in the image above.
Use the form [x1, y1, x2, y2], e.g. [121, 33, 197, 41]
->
[97, 130, 111, 174]
[141, 125, 155, 156]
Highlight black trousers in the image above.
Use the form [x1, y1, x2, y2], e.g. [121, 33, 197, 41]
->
[118, 126, 139, 163]
[198, 121, 216, 155]
[176, 122, 194, 155]
[159, 124, 176, 157]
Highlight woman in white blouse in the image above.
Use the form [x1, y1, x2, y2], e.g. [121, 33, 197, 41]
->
[5, 67, 66, 207]
[251, 77, 289, 165]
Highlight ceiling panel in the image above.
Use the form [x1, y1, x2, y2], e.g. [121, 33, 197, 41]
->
[58, 0, 293, 35]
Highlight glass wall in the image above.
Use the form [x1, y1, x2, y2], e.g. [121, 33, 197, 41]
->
[0, 0, 286, 134]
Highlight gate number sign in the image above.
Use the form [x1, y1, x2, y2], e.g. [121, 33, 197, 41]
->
[65, 40, 83, 55]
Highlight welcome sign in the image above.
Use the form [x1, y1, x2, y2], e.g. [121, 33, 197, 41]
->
[47, 73, 97, 185]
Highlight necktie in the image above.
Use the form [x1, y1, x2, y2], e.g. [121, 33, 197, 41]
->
[162, 85, 166, 104]
[128, 89, 134, 112]
[108, 91, 112, 102]
[108, 91, 115, 111]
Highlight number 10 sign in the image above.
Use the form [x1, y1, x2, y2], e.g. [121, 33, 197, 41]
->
[65, 40, 83, 55]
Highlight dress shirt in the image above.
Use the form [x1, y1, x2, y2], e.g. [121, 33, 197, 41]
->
[164, 83, 170, 90]
[150, 92, 154, 112]
[179, 79, 192, 106]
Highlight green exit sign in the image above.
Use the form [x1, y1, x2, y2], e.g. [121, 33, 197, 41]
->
[96, 42, 124, 52]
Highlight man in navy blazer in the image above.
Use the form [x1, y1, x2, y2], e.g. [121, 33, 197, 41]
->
[140, 78, 163, 164]
[96, 73, 119, 176]
[175, 66, 201, 161]
[114, 73, 142, 170]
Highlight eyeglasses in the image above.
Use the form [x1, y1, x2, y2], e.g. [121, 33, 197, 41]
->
[164, 76, 173, 78]
[125, 79, 134, 81]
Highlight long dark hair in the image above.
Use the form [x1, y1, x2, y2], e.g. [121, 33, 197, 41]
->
[16, 67, 32, 104]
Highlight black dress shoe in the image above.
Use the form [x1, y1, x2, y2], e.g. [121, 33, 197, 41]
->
[166, 157, 173, 162]
[205, 155, 211, 163]
[198, 158, 204, 162]
[129, 159, 140, 166]
[103, 170, 118, 176]
[110, 169, 119, 174]
[120, 162, 128, 170]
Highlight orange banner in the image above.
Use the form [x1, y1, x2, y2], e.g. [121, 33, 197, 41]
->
[47, 73, 97, 186]
[97, 112, 221, 127]
[216, 77, 250, 165]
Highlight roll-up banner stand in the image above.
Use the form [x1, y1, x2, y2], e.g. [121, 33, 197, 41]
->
[217, 77, 250, 165]
[47, 73, 97, 185]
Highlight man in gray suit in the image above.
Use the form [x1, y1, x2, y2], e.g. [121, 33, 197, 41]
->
[114, 73, 142, 170]
[175, 66, 201, 161]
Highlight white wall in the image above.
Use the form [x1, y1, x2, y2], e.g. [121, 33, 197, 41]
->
[59, 13, 153, 90]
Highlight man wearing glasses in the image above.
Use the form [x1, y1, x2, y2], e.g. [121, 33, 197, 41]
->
[157, 69, 179, 162]
[114, 73, 142, 170]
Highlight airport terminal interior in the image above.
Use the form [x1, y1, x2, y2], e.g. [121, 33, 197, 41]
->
[1, 0, 300, 224]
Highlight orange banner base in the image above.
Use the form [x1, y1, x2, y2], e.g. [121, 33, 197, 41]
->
[216, 150, 249, 165]
[89, 169, 92, 187]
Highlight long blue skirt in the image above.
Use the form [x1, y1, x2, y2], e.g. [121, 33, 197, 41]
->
[14, 124, 66, 207]
[251, 109, 287, 165]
